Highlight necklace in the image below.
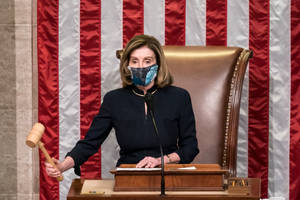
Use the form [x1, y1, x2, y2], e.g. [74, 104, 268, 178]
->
[132, 89, 157, 97]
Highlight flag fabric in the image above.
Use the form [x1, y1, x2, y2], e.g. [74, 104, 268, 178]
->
[37, 0, 300, 200]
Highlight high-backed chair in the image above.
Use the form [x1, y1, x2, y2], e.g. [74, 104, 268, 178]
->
[117, 46, 252, 177]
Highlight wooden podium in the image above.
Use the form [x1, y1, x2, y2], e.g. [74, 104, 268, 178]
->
[111, 164, 227, 191]
[67, 164, 261, 200]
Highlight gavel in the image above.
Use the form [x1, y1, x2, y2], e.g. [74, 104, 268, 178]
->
[26, 123, 64, 181]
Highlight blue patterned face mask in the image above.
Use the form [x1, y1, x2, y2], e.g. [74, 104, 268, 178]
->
[128, 64, 158, 86]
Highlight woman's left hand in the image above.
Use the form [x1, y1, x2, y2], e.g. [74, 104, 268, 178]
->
[136, 156, 160, 168]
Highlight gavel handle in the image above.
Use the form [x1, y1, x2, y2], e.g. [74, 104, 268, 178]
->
[38, 141, 64, 181]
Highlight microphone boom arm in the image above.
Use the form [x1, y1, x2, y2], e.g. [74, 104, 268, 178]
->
[144, 92, 166, 196]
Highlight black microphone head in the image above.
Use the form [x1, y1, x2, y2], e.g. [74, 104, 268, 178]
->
[144, 92, 153, 111]
[144, 92, 151, 101]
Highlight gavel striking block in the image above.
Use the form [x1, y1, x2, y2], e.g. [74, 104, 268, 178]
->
[26, 123, 64, 181]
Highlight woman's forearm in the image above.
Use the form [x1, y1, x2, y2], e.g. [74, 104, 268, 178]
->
[59, 156, 75, 172]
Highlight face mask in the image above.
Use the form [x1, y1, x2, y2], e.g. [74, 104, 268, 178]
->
[128, 64, 158, 86]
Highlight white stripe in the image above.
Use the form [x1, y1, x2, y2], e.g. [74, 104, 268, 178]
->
[236, 67, 249, 178]
[269, 0, 290, 199]
[101, 0, 123, 179]
[227, 0, 249, 48]
[227, 0, 249, 178]
[144, 0, 165, 45]
[59, 0, 81, 199]
[185, 0, 206, 46]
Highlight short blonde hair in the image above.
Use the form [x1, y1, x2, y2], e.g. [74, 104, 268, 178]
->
[119, 34, 173, 88]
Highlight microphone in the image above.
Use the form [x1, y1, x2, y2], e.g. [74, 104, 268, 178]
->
[144, 92, 154, 112]
[144, 92, 165, 196]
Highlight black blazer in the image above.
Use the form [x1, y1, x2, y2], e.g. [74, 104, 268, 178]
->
[67, 85, 199, 176]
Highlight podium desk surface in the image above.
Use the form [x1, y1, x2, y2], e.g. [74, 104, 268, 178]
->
[67, 178, 260, 200]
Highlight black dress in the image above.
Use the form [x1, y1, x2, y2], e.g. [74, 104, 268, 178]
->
[67, 85, 199, 176]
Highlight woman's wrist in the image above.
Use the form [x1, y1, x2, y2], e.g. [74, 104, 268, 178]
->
[166, 154, 172, 163]
[157, 153, 180, 165]
[166, 153, 180, 164]
[157, 156, 169, 165]
[60, 156, 75, 172]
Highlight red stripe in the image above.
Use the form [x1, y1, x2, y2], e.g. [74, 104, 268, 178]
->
[80, 0, 102, 179]
[290, 1, 300, 200]
[123, 0, 144, 47]
[165, 0, 185, 45]
[37, 0, 59, 199]
[206, 0, 227, 45]
[248, 0, 269, 198]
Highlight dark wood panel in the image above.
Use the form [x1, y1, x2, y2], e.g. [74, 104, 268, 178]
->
[112, 164, 227, 191]
[68, 178, 260, 200]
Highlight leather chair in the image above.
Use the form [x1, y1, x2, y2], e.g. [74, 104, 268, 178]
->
[117, 46, 252, 177]
[163, 46, 251, 177]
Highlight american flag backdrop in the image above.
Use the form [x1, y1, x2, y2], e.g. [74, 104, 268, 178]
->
[37, 0, 300, 200]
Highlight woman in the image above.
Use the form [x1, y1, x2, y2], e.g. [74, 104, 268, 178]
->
[46, 34, 199, 178]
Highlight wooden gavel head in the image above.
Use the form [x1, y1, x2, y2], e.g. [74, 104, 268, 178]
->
[26, 122, 64, 181]
[26, 122, 45, 148]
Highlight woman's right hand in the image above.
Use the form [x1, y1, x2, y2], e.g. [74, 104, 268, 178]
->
[45, 158, 63, 178]
[45, 156, 75, 178]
